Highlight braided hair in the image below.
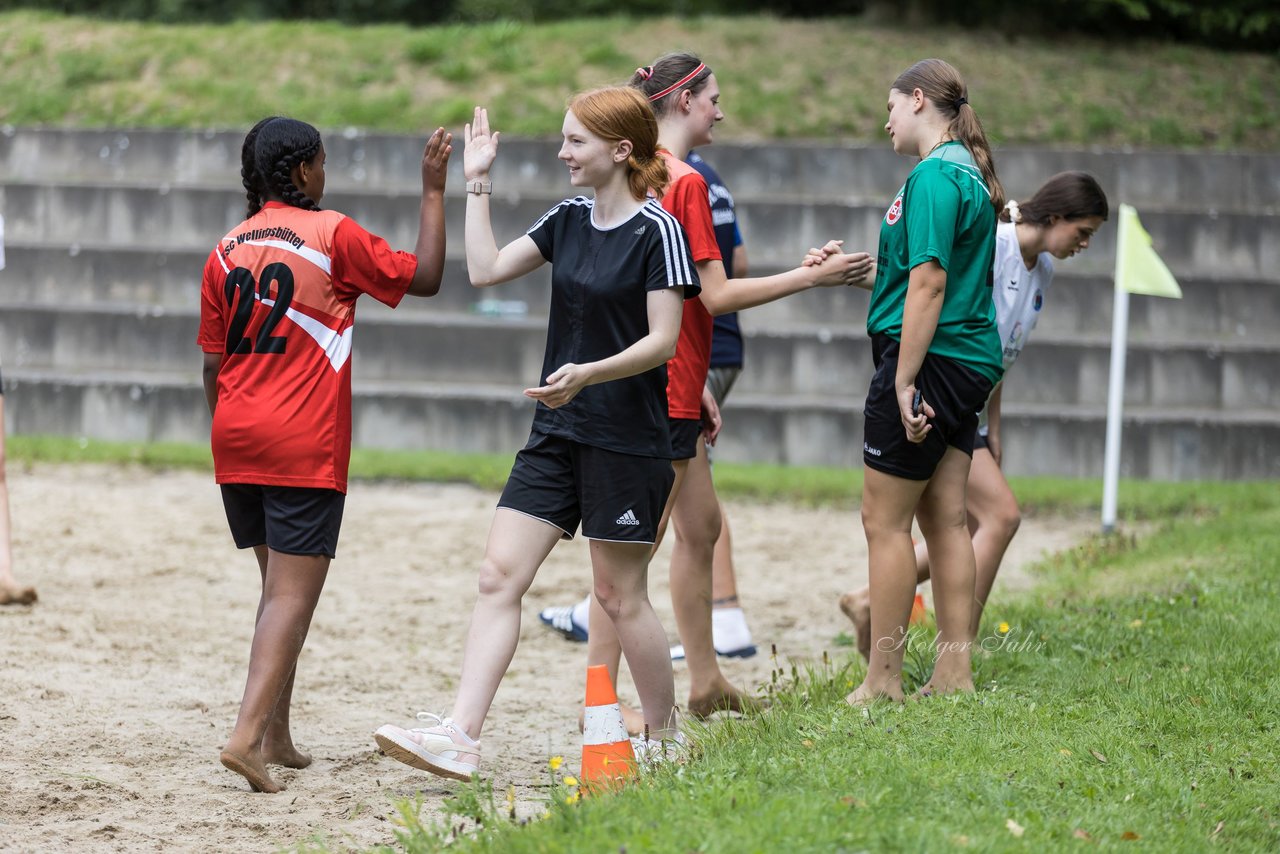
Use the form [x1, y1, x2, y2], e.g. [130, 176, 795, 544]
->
[240, 116, 323, 218]
[240, 116, 277, 219]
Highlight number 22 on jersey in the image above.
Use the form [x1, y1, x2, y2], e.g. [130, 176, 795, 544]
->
[223, 262, 295, 355]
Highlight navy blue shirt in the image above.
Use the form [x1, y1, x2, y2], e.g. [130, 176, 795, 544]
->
[687, 151, 744, 369]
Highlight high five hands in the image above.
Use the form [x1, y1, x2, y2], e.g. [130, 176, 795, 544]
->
[420, 127, 453, 193]
[464, 106, 501, 181]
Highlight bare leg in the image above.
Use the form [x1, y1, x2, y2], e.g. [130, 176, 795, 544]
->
[962, 448, 1021, 637]
[710, 503, 738, 602]
[240, 546, 310, 768]
[847, 467, 928, 704]
[585, 459, 689, 716]
[914, 447, 976, 696]
[670, 442, 753, 717]
[841, 447, 1018, 656]
[221, 549, 331, 793]
[448, 509, 563, 739]
[0, 397, 37, 606]
[590, 540, 676, 736]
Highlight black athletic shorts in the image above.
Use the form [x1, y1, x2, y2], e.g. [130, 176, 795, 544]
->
[669, 418, 703, 461]
[498, 431, 675, 544]
[220, 483, 346, 559]
[973, 428, 989, 451]
[862, 334, 994, 481]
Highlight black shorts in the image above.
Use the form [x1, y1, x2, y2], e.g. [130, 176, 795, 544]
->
[973, 428, 989, 451]
[498, 431, 674, 543]
[862, 334, 994, 481]
[669, 418, 702, 461]
[220, 483, 346, 559]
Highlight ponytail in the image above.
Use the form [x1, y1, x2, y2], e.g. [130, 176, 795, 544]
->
[1000, 171, 1109, 226]
[627, 150, 670, 201]
[950, 101, 1005, 211]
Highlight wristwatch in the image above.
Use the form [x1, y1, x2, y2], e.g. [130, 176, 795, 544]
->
[466, 180, 492, 196]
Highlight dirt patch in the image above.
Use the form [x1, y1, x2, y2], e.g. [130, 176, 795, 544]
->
[0, 463, 1094, 852]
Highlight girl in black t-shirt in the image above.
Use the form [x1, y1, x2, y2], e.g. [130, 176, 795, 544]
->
[374, 87, 699, 781]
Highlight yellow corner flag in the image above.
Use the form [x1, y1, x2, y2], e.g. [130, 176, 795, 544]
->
[1114, 203, 1182, 298]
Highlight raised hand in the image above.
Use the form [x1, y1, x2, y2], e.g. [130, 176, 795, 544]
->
[463, 106, 500, 181]
[420, 127, 453, 193]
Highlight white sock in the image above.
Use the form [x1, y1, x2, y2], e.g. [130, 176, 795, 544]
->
[711, 606, 754, 652]
[571, 594, 592, 630]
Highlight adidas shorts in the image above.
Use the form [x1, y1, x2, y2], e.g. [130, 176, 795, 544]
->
[862, 334, 994, 481]
[220, 483, 346, 559]
[498, 431, 675, 543]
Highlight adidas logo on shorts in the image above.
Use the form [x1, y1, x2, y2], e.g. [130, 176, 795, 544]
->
[615, 509, 640, 526]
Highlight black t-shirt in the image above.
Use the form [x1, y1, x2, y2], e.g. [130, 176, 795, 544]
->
[526, 197, 701, 458]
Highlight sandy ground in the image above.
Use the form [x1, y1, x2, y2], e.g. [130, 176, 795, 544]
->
[0, 463, 1094, 852]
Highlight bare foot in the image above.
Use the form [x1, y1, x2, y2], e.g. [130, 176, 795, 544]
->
[579, 700, 646, 737]
[845, 680, 905, 706]
[916, 678, 974, 700]
[687, 679, 760, 719]
[261, 742, 312, 769]
[220, 748, 283, 793]
[838, 589, 871, 661]
[0, 581, 38, 606]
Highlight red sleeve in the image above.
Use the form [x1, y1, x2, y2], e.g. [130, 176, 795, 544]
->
[196, 247, 227, 353]
[666, 173, 721, 264]
[329, 216, 418, 308]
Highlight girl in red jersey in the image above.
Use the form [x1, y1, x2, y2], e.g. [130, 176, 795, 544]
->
[374, 87, 696, 781]
[197, 117, 451, 793]
[583, 53, 874, 735]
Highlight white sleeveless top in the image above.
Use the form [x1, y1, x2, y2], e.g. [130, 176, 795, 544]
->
[979, 222, 1055, 434]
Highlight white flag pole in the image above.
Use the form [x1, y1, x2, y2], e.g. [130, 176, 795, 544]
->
[1101, 210, 1130, 534]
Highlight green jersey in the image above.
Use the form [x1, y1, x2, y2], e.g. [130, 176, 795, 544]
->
[867, 141, 1003, 384]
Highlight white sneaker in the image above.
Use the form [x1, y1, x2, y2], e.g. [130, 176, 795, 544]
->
[629, 730, 688, 767]
[538, 595, 591, 642]
[374, 712, 481, 782]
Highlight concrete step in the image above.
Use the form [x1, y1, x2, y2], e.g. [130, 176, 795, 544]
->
[4, 302, 1277, 410]
[0, 241, 551, 317]
[4, 241, 1277, 346]
[3, 128, 1278, 213]
[4, 180, 1278, 280]
[3, 367, 1276, 479]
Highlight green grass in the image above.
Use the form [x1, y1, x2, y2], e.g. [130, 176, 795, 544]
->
[1, 10, 1277, 149]
[366, 482, 1280, 852]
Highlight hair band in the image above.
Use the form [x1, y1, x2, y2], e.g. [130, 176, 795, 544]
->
[635, 66, 653, 80]
[953, 96, 968, 110]
[647, 62, 707, 102]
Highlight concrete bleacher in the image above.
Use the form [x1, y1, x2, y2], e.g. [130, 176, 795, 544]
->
[1, 127, 1277, 478]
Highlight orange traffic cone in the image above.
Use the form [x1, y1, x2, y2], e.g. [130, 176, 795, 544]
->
[581, 664, 636, 787]
[909, 592, 928, 626]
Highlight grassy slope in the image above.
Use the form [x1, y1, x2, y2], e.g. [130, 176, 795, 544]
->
[0, 11, 1277, 149]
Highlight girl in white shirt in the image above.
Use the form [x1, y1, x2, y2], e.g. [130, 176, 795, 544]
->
[840, 171, 1108, 657]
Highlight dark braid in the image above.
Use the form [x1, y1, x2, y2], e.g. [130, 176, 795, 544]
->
[250, 117, 323, 213]
[240, 116, 278, 219]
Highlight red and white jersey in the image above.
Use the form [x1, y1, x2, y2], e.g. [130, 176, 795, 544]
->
[658, 151, 721, 420]
[197, 202, 417, 492]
